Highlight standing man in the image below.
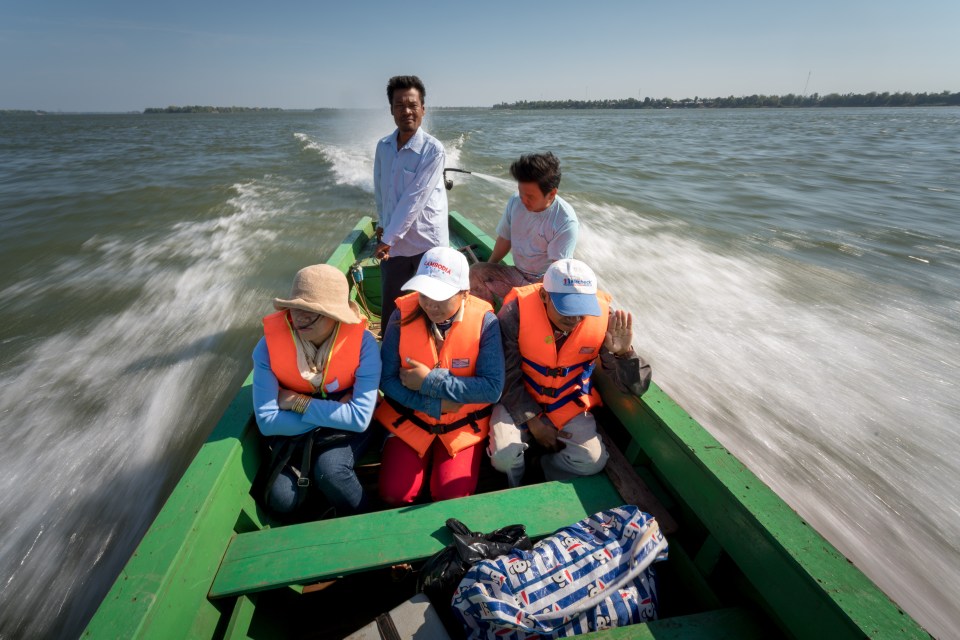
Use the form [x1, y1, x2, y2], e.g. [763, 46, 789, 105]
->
[374, 75, 448, 335]
[469, 152, 578, 306]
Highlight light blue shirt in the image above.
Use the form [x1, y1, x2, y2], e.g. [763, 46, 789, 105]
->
[252, 330, 382, 437]
[495, 194, 579, 279]
[374, 128, 448, 257]
[380, 307, 504, 419]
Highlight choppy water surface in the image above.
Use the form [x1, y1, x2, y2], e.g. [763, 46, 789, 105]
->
[0, 107, 957, 638]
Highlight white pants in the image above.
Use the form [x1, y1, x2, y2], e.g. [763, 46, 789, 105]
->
[487, 403, 609, 488]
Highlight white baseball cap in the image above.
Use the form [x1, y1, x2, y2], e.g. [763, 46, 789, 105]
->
[542, 259, 601, 317]
[402, 247, 470, 301]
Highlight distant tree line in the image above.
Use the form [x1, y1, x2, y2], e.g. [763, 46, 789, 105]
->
[143, 106, 283, 114]
[493, 91, 960, 110]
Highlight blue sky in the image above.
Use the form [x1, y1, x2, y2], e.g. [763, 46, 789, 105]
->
[2, 0, 957, 111]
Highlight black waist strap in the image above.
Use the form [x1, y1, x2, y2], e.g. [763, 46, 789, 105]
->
[384, 395, 492, 435]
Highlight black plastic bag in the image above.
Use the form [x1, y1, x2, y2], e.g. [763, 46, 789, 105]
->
[417, 518, 532, 635]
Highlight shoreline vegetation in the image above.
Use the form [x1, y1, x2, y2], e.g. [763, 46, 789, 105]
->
[493, 90, 960, 110]
[2, 91, 957, 115]
[143, 106, 284, 114]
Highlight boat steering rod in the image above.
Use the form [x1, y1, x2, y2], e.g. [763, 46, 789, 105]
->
[443, 167, 472, 191]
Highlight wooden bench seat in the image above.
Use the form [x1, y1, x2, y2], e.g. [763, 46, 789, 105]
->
[209, 474, 622, 599]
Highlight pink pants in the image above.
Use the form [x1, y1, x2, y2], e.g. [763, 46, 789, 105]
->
[378, 435, 483, 506]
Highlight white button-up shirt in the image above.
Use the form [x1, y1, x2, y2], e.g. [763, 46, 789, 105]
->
[374, 128, 448, 257]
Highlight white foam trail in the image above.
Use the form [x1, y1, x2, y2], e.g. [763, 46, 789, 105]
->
[0, 176, 297, 638]
[573, 198, 960, 635]
[296, 132, 376, 193]
[466, 172, 515, 191]
[294, 130, 474, 196]
[443, 132, 464, 170]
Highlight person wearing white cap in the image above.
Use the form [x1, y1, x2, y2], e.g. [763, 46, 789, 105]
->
[373, 75, 449, 337]
[252, 264, 382, 516]
[469, 152, 578, 305]
[374, 247, 504, 506]
[488, 258, 651, 487]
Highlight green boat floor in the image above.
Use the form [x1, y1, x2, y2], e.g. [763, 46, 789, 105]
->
[210, 475, 623, 599]
[576, 607, 768, 639]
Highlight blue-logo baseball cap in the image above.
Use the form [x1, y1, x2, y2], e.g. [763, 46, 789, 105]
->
[542, 259, 601, 317]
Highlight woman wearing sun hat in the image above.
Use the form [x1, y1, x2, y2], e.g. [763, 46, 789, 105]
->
[252, 264, 382, 516]
[374, 246, 504, 506]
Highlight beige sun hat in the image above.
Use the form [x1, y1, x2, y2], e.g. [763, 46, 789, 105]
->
[273, 264, 362, 324]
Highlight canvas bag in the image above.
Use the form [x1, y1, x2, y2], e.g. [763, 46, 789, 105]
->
[451, 505, 668, 639]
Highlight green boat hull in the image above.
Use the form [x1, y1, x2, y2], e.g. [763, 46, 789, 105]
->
[83, 213, 929, 639]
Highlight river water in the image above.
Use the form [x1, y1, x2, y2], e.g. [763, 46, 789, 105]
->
[0, 107, 957, 638]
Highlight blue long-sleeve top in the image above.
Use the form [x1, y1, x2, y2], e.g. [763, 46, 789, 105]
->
[380, 308, 504, 419]
[252, 330, 382, 437]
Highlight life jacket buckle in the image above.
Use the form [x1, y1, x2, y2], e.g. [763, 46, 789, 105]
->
[296, 477, 310, 488]
[546, 366, 566, 377]
[541, 386, 559, 398]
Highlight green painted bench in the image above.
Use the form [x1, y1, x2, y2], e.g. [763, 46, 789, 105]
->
[209, 474, 623, 599]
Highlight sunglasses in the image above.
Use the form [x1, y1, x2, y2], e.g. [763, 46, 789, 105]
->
[291, 310, 325, 330]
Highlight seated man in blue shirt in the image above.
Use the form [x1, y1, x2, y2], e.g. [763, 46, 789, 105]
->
[469, 152, 579, 306]
[374, 75, 448, 336]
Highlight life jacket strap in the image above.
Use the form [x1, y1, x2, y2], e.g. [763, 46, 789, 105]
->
[520, 356, 594, 378]
[528, 363, 597, 415]
[522, 372, 583, 398]
[522, 360, 596, 396]
[541, 391, 585, 414]
[384, 395, 492, 435]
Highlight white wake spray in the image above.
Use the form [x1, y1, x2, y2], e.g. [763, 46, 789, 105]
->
[0, 175, 300, 638]
[573, 197, 960, 634]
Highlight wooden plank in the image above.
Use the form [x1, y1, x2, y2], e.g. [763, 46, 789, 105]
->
[660, 539, 724, 612]
[449, 212, 504, 264]
[598, 423, 678, 533]
[326, 217, 375, 272]
[210, 475, 623, 599]
[576, 607, 768, 639]
[693, 534, 724, 577]
[223, 594, 256, 640]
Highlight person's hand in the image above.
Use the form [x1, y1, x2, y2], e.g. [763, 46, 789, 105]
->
[338, 393, 353, 404]
[399, 357, 431, 391]
[527, 416, 561, 451]
[603, 309, 634, 356]
[277, 388, 299, 411]
[376, 226, 384, 241]
[440, 399, 463, 414]
[375, 242, 391, 261]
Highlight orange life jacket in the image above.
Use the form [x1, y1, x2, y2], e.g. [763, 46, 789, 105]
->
[262, 310, 367, 398]
[505, 283, 611, 429]
[373, 293, 494, 458]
